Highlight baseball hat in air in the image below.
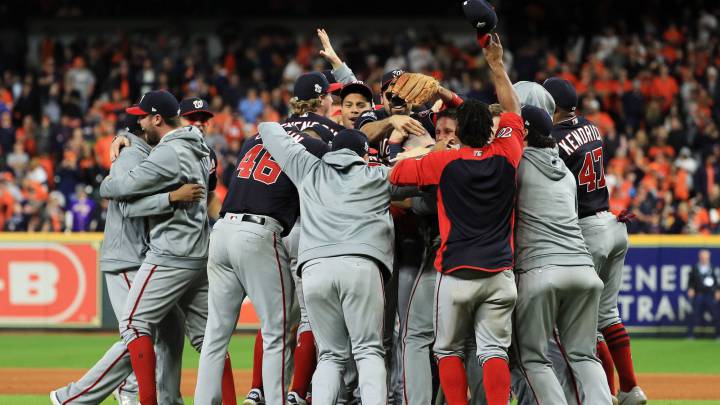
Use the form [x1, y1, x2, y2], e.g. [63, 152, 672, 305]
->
[381, 69, 406, 91]
[179, 97, 214, 118]
[294, 72, 330, 101]
[330, 129, 369, 157]
[542, 77, 578, 112]
[521, 105, 554, 137]
[340, 81, 374, 102]
[462, 0, 498, 41]
[126, 90, 179, 117]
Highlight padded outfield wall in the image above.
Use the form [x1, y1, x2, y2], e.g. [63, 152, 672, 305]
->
[0, 233, 718, 335]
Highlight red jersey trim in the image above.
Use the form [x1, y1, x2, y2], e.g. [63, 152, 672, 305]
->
[441, 264, 514, 274]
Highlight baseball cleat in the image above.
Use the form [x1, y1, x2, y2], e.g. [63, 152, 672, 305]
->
[244, 388, 266, 405]
[617, 386, 647, 405]
[49, 390, 61, 405]
[287, 391, 308, 405]
[113, 388, 139, 405]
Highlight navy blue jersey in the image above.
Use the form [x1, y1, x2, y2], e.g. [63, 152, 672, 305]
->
[355, 107, 437, 163]
[220, 129, 328, 235]
[283, 112, 345, 143]
[551, 115, 609, 218]
[208, 148, 218, 191]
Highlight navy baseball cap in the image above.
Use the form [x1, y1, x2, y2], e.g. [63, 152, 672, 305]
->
[330, 129, 369, 157]
[521, 105, 554, 137]
[294, 72, 330, 101]
[542, 77, 578, 112]
[179, 97, 214, 118]
[462, 0, 498, 38]
[340, 81, 373, 102]
[126, 90, 179, 117]
[381, 69, 406, 91]
[322, 70, 344, 94]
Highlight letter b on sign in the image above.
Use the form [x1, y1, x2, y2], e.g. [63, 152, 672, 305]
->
[9, 262, 59, 305]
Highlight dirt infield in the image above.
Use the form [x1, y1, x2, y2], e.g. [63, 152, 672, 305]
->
[0, 369, 719, 399]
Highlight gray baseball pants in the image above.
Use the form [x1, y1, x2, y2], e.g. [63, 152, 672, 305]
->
[512, 265, 611, 405]
[195, 214, 292, 405]
[302, 256, 387, 405]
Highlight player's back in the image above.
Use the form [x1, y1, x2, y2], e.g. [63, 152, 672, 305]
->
[221, 129, 328, 236]
[551, 115, 609, 219]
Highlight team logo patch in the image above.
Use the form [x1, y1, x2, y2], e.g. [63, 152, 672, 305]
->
[496, 127, 513, 138]
[193, 99, 203, 109]
[474, 150, 483, 157]
[314, 84, 322, 94]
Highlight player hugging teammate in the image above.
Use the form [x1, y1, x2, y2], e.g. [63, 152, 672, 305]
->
[55, 1, 651, 404]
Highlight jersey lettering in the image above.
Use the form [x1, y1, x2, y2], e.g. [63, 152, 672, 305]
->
[578, 146, 606, 192]
[236, 144, 282, 185]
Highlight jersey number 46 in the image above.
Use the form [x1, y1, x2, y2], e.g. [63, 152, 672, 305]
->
[237, 144, 281, 185]
[578, 147, 606, 192]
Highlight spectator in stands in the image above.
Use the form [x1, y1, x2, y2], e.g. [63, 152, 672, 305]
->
[687, 249, 720, 338]
[238, 87, 264, 123]
[68, 184, 95, 232]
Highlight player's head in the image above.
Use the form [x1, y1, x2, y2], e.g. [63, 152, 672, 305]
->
[456, 99, 493, 148]
[126, 90, 180, 145]
[542, 77, 578, 122]
[291, 72, 333, 117]
[330, 129, 370, 162]
[699, 249, 711, 264]
[521, 105, 556, 149]
[488, 103, 503, 142]
[381, 69, 411, 116]
[435, 108, 459, 147]
[179, 97, 214, 135]
[339, 81, 373, 129]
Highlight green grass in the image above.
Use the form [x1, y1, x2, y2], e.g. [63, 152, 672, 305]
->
[629, 338, 720, 374]
[0, 332, 256, 369]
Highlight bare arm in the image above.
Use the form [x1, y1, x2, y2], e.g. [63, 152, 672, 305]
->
[484, 34, 520, 115]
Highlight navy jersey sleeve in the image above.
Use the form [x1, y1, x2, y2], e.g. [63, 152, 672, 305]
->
[208, 148, 218, 192]
[300, 136, 330, 158]
[355, 109, 382, 130]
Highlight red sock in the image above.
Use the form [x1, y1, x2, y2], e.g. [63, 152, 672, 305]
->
[482, 358, 511, 405]
[290, 331, 317, 397]
[438, 356, 468, 405]
[222, 354, 237, 405]
[251, 330, 263, 389]
[596, 340, 616, 394]
[127, 336, 157, 405]
[602, 323, 638, 392]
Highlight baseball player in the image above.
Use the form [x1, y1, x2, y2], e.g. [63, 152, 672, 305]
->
[50, 118, 201, 405]
[98, 90, 226, 405]
[260, 122, 420, 405]
[512, 104, 611, 404]
[194, 115, 328, 405]
[389, 34, 520, 405]
[543, 77, 647, 405]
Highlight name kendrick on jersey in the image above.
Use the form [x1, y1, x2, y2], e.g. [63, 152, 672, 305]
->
[557, 122, 603, 155]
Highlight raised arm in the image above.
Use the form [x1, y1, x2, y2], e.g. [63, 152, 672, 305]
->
[259, 122, 321, 185]
[317, 28, 358, 84]
[484, 34, 520, 115]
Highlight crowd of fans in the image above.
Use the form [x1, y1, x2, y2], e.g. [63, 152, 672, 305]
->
[1, 8, 719, 234]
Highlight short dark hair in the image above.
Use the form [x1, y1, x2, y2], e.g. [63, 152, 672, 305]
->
[456, 100, 493, 148]
[164, 115, 181, 127]
[436, 108, 457, 121]
[526, 128, 557, 148]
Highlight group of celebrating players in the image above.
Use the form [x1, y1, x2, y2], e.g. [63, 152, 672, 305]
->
[50, 1, 650, 405]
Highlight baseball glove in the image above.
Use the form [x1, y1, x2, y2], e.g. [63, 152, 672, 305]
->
[388, 73, 440, 106]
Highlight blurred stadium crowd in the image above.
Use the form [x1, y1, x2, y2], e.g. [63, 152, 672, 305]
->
[0, 5, 719, 234]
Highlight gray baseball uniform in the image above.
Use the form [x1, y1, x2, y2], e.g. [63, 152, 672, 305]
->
[512, 146, 611, 404]
[260, 122, 402, 405]
[53, 133, 185, 405]
[100, 125, 213, 404]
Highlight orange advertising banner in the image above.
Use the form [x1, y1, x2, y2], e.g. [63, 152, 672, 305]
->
[0, 233, 101, 327]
